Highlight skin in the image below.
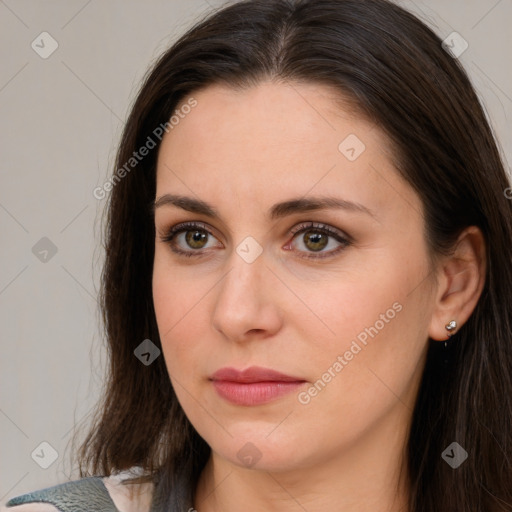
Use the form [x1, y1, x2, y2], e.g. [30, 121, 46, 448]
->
[152, 81, 486, 512]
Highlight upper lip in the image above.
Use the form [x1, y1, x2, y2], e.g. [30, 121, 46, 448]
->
[210, 366, 305, 383]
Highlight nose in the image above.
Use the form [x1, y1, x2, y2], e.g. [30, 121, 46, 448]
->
[211, 249, 283, 343]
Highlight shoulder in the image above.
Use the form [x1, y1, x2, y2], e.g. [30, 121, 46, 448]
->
[102, 468, 154, 512]
[1, 467, 154, 512]
[1, 476, 113, 512]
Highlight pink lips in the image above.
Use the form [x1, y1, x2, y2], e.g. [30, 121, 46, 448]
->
[210, 366, 306, 406]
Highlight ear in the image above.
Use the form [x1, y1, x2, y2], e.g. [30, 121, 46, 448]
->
[428, 226, 486, 341]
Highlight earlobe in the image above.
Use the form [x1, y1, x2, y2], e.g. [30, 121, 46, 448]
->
[427, 226, 486, 342]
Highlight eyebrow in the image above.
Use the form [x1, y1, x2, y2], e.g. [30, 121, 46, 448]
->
[152, 194, 376, 220]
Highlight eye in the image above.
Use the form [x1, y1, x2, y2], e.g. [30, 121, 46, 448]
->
[158, 221, 351, 260]
[158, 222, 222, 257]
[284, 222, 351, 259]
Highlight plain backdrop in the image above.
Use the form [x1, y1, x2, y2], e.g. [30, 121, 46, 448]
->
[1, 0, 511, 503]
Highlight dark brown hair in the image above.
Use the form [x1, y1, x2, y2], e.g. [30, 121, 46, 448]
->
[74, 0, 512, 510]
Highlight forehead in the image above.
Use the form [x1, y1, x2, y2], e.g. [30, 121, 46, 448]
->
[160, 81, 363, 158]
[155, 81, 421, 222]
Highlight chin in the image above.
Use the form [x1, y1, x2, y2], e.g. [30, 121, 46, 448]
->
[206, 423, 321, 473]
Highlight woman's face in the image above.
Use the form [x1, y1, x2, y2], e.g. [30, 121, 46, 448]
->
[152, 81, 437, 473]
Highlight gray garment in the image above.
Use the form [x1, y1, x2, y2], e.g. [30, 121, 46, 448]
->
[5, 476, 120, 512]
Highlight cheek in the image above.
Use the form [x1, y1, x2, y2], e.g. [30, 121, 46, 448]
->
[289, 243, 425, 351]
[152, 255, 210, 377]
[290, 241, 430, 394]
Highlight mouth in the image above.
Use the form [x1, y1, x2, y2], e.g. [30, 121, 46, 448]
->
[209, 366, 307, 406]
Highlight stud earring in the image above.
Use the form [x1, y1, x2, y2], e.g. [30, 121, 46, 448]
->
[445, 320, 457, 336]
[444, 320, 457, 348]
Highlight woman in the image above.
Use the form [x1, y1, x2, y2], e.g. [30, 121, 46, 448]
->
[4, 0, 511, 510]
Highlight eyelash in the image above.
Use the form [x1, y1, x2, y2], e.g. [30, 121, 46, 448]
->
[158, 221, 351, 260]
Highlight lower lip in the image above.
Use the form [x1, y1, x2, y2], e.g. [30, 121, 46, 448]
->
[212, 380, 305, 406]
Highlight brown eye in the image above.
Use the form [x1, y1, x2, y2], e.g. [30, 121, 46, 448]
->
[185, 230, 209, 249]
[302, 231, 329, 251]
[287, 222, 351, 259]
[160, 222, 222, 257]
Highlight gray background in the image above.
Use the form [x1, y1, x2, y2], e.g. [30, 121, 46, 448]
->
[1, 0, 511, 503]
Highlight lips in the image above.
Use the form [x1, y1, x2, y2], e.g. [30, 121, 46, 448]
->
[210, 366, 306, 406]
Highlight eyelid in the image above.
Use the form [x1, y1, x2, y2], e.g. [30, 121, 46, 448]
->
[288, 221, 351, 241]
[159, 221, 221, 241]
